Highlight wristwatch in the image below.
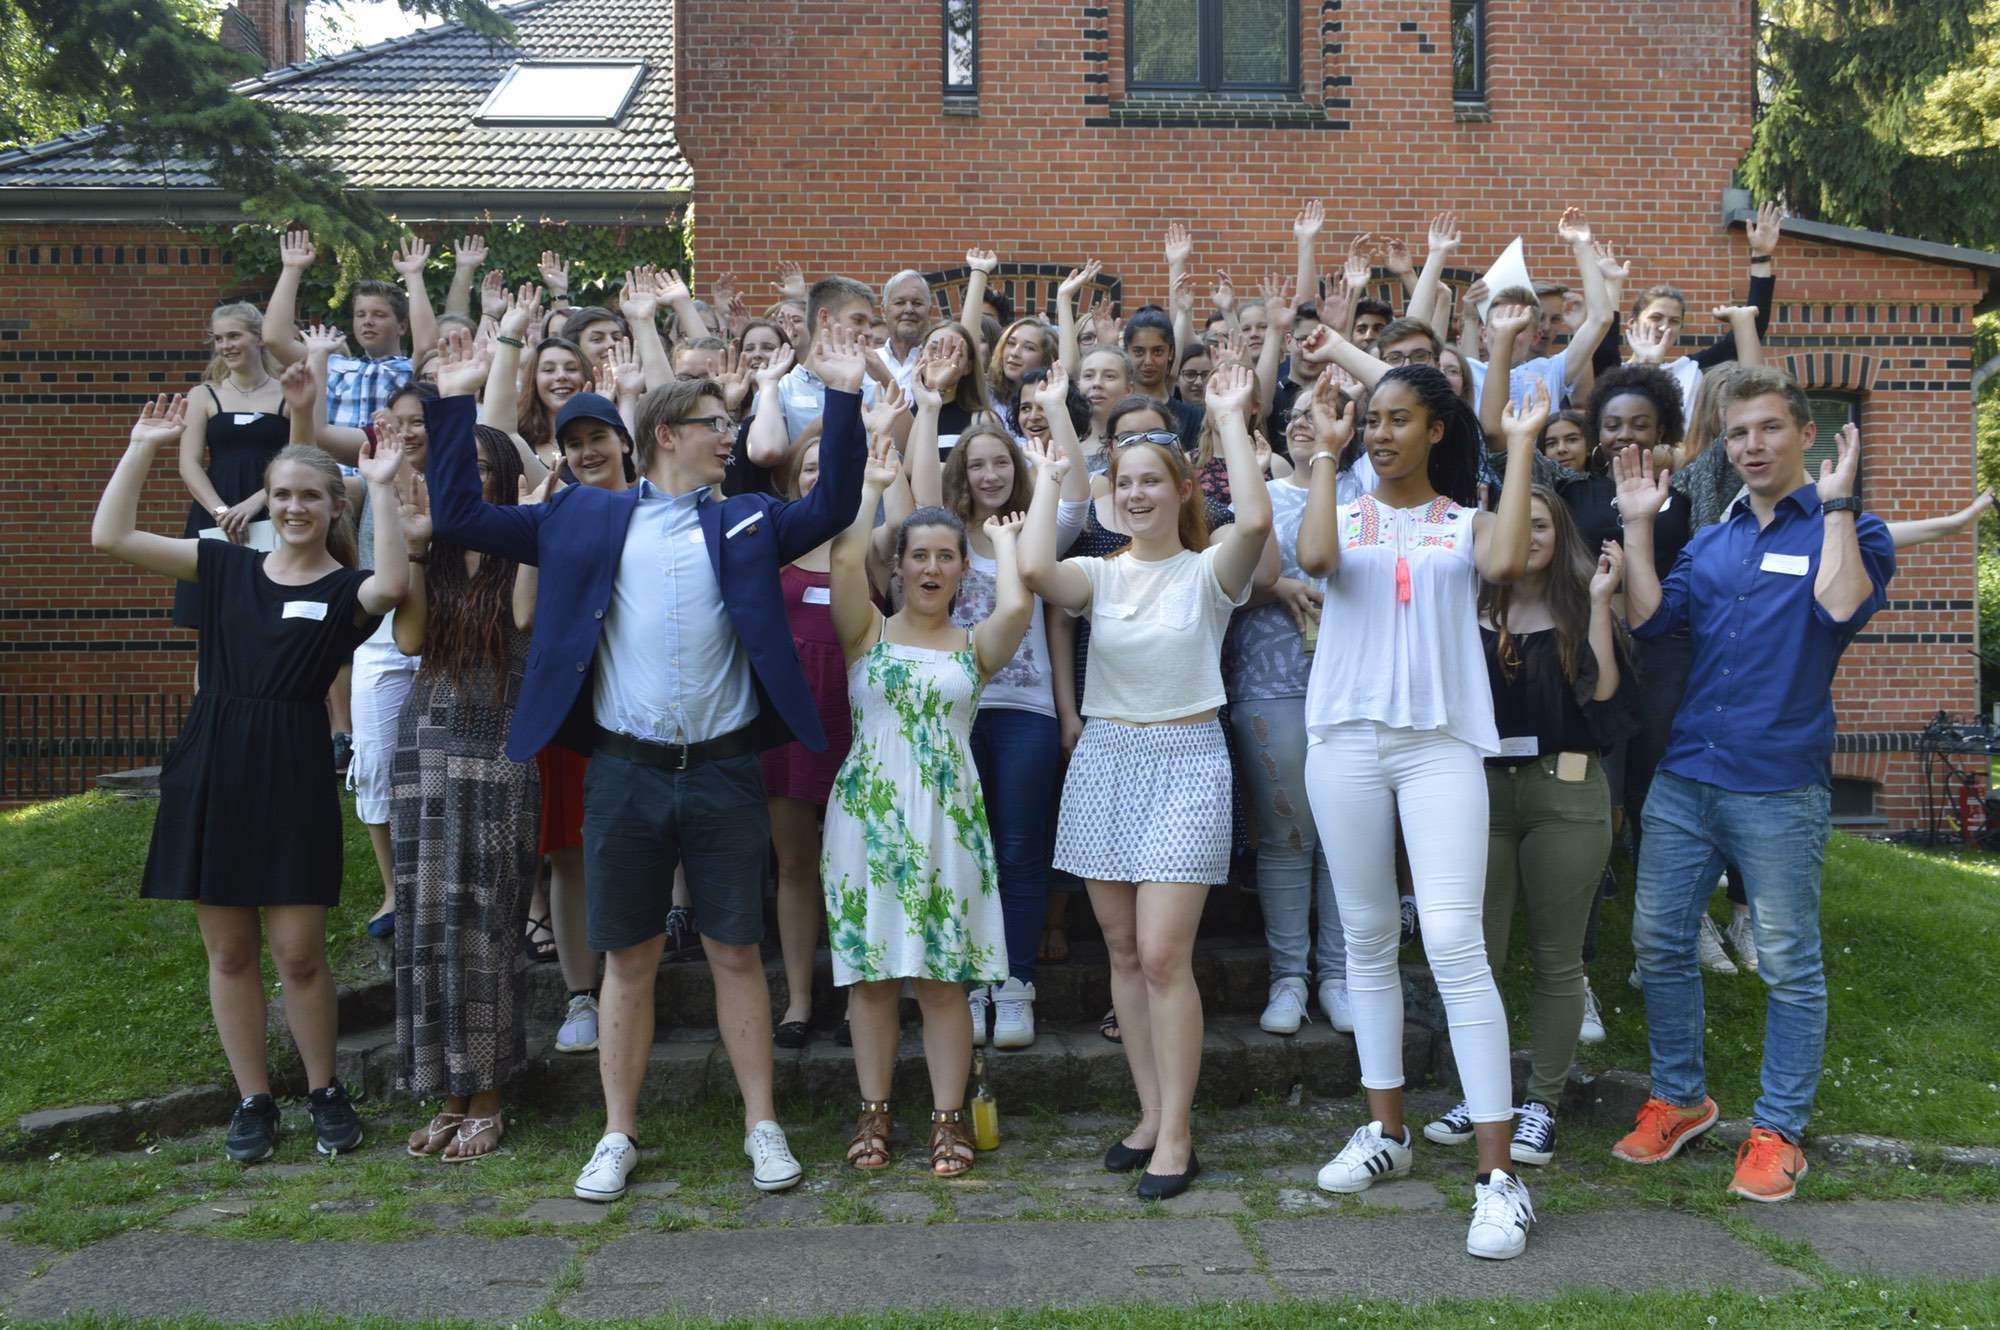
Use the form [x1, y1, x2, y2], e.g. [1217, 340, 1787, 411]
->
[1821, 496, 1861, 516]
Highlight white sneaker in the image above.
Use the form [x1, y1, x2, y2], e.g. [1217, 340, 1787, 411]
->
[1467, 1167, 1536, 1260]
[967, 985, 990, 1048]
[990, 976, 1036, 1048]
[1697, 913, 1738, 974]
[1318, 978, 1355, 1033]
[744, 1120, 802, 1192]
[555, 993, 599, 1053]
[1259, 977, 1308, 1035]
[1578, 980, 1606, 1045]
[1316, 1120, 1414, 1194]
[573, 1131, 638, 1202]
[1725, 911, 1759, 972]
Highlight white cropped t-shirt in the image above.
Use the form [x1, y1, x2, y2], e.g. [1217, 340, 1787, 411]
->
[1070, 543, 1249, 724]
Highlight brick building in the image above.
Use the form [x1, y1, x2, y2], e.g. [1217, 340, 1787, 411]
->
[4, 0, 1998, 828]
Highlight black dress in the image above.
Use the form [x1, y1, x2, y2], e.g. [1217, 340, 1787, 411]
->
[143, 541, 381, 906]
[172, 385, 291, 629]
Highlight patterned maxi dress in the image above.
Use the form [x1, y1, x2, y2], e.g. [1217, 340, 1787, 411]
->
[390, 625, 540, 1098]
[820, 636, 1009, 986]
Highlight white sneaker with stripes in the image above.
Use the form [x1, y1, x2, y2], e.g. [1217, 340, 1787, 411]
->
[1467, 1167, 1536, 1260]
[1316, 1120, 1414, 1194]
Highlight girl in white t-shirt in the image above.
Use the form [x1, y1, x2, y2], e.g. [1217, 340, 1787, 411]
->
[1294, 351, 1548, 1261]
[1019, 363, 1271, 1201]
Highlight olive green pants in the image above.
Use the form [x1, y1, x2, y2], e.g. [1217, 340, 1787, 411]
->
[1483, 755, 1612, 1108]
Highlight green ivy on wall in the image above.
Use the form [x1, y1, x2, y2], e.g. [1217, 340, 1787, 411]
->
[197, 214, 692, 324]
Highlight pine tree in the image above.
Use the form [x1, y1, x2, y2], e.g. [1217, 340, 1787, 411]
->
[1744, 0, 2000, 250]
[0, 0, 510, 251]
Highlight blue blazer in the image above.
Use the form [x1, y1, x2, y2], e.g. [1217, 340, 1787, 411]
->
[424, 391, 865, 763]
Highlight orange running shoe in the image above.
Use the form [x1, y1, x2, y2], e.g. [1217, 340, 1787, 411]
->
[1728, 1126, 1807, 1203]
[1611, 1095, 1719, 1164]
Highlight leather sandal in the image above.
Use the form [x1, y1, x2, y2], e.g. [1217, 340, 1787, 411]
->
[846, 1100, 893, 1170]
[406, 1111, 465, 1157]
[442, 1114, 504, 1162]
[929, 1109, 974, 1179]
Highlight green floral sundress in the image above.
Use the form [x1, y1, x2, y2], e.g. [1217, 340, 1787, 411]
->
[820, 637, 1006, 985]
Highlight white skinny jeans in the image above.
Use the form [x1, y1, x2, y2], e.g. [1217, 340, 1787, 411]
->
[1304, 720, 1513, 1124]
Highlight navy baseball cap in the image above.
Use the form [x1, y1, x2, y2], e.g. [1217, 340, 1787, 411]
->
[552, 392, 629, 443]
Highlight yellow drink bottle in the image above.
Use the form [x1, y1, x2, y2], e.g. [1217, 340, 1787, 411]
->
[971, 1052, 1001, 1151]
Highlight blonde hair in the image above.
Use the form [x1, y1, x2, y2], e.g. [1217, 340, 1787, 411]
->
[206, 301, 283, 383]
[1107, 439, 1207, 555]
[264, 445, 358, 567]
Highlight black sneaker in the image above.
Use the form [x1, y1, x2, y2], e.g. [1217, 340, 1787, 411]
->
[307, 1083, 363, 1155]
[1399, 895, 1420, 947]
[662, 905, 699, 960]
[1509, 1101, 1557, 1167]
[1422, 1098, 1475, 1145]
[225, 1093, 281, 1163]
[331, 731, 354, 774]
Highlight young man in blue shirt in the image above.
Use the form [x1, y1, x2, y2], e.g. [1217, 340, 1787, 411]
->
[1607, 366, 1895, 1202]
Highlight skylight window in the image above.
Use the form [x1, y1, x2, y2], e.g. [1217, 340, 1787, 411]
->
[474, 61, 645, 126]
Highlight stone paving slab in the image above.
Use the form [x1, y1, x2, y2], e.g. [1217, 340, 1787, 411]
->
[1255, 1209, 1808, 1300]
[562, 1219, 1269, 1320]
[5, 1233, 572, 1323]
[1743, 1201, 2000, 1281]
[0, 1241, 55, 1310]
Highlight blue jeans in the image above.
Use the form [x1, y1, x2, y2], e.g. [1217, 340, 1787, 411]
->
[1229, 697, 1343, 985]
[1631, 770, 1831, 1142]
[970, 708, 1059, 984]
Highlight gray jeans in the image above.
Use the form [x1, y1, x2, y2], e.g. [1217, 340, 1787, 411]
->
[1230, 696, 1344, 985]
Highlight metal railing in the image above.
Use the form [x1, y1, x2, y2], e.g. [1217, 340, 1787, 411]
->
[0, 693, 188, 802]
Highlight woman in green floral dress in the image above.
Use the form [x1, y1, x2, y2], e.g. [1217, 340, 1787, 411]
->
[822, 432, 1033, 1178]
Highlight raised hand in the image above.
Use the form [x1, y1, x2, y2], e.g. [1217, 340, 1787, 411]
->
[1589, 540, 1624, 604]
[519, 467, 563, 505]
[302, 323, 348, 358]
[1624, 319, 1671, 365]
[752, 341, 796, 388]
[716, 343, 753, 414]
[591, 358, 617, 400]
[1384, 234, 1415, 281]
[499, 282, 542, 340]
[1170, 269, 1197, 316]
[1343, 233, 1374, 289]
[1031, 359, 1071, 412]
[129, 393, 188, 449]
[279, 229, 316, 270]
[454, 234, 487, 271]
[861, 377, 907, 438]
[1748, 200, 1783, 258]
[1293, 199, 1325, 242]
[434, 326, 492, 399]
[538, 251, 570, 299]
[1556, 207, 1592, 248]
[811, 324, 868, 394]
[1205, 361, 1254, 417]
[356, 421, 405, 486]
[1309, 372, 1354, 450]
[619, 267, 660, 322]
[392, 235, 432, 278]
[479, 269, 508, 320]
[1592, 241, 1630, 302]
[1086, 302, 1122, 352]
[1612, 440, 1673, 524]
[278, 361, 318, 416]
[919, 335, 966, 393]
[1950, 488, 1998, 532]
[965, 246, 999, 275]
[1259, 272, 1297, 328]
[606, 338, 644, 400]
[655, 267, 691, 305]
[984, 511, 1027, 542]
[775, 259, 807, 302]
[1501, 379, 1551, 445]
[1251, 428, 1274, 475]
[1427, 210, 1462, 257]
[1489, 302, 1536, 341]
[1163, 222, 1192, 268]
[1817, 422, 1861, 504]
[1463, 276, 1490, 313]
[1211, 270, 1236, 314]
[1295, 322, 1342, 369]
[1210, 329, 1247, 369]
[1058, 259, 1102, 301]
[397, 466, 432, 553]
[860, 430, 902, 490]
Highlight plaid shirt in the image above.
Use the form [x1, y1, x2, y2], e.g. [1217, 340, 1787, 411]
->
[324, 353, 413, 429]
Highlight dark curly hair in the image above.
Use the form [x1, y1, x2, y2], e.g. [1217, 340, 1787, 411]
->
[1588, 363, 1685, 449]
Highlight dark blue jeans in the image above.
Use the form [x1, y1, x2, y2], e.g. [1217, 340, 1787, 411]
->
[970, 708, 1059, 984]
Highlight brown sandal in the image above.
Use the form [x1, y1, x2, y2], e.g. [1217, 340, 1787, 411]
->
[846, 1100, 893, 1170]
[929, 1108, 974, 1179]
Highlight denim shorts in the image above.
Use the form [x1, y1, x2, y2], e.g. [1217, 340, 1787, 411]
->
[581, 750, 770, 951]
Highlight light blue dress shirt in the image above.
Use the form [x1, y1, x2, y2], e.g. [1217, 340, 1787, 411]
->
[593, 479, 758, 744]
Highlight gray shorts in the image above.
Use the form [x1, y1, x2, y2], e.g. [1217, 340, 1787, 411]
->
[581, 750, 770, 951]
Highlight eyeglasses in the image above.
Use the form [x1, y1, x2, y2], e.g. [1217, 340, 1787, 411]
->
[1381, 349, 1436, 366]
[677, 415, 734, 434]
[1178, 367, 1209, 382]
[1114, 429, 1180, 449]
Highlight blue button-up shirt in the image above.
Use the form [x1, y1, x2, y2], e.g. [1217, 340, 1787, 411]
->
[594, 480, 758, 745]
[1634, 483, 1894, 793]
[325, 353, 414, 429]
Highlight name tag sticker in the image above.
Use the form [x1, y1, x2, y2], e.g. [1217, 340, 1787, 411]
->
[687, 531, 705, 544]
[1761, 552, 1810, 576]
[801, 585, 831, 605]
[1555, 752, 1589, 782]
[282, 600, 328, 621]
[1499, 735, 1539, 759]
[232, 413, 261, 426]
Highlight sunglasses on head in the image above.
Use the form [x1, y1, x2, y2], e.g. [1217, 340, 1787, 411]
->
[1114, 429, 1180, 449]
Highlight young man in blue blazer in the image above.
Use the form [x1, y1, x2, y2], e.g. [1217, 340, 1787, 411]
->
[426, 326, 872, 1200]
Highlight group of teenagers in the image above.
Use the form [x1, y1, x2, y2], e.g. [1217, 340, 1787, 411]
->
[96, 199, 1981, 1263]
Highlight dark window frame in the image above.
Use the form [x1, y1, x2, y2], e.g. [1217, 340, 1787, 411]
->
[1125, 0, 1301, 97]
[1451, 0, 1487, 105]
[943, 0, 978, 96]
[1803, 391, 1862, 500]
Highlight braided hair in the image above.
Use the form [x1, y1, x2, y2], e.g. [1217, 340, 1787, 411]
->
[421, 424, 525, 701]
[1349, 365, 1483, 509]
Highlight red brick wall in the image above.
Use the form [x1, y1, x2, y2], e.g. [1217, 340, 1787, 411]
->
[677, 0, 1983, 830]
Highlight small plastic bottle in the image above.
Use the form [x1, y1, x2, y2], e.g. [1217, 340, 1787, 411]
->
[970, 1052, 1001, 1151]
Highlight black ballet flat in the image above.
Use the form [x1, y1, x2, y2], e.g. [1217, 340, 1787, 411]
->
[1103, 1140, 1155, 1173]
[1136, 1152, 1201, 1201]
